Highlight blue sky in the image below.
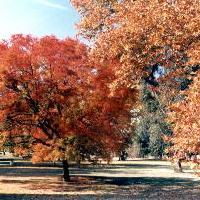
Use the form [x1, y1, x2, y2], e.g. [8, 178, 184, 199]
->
[0, 0, 79, 40]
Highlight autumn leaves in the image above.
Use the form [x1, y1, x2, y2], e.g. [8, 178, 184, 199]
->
[0, 0, 200, 178]
[72, 0, 200, 163]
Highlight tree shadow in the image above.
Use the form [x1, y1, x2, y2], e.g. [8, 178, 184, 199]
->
[0, 166, 63, 177]
[84, 176, 200, 187]
[0, 194, 67, 200]
[0, 160, 200, 199]
[1, 176, 200, 199]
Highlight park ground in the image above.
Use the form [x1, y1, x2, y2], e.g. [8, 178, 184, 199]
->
[0, 159, 200, 200]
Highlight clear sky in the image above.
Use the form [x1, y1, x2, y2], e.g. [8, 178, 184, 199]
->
[0, 0, 79, 40]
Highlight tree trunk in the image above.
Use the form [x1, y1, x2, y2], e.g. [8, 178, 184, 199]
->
[62, 160, 70, 181]
[173, 159, 183, 172]
[76, 159, 81, 168]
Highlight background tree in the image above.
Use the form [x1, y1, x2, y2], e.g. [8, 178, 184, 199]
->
[169, 70, 200, 170]
[85, 58, 137, 161]
[72, 0, 200, 162]
[72, 0, 200, 91]
[134, 79, 172, 158]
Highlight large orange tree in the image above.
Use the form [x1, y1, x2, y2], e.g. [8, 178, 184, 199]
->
[0, 34, 91, 181]
[0, 34, 134, 180]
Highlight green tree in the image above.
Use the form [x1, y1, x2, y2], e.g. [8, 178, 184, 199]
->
[135, 78, 172, 158]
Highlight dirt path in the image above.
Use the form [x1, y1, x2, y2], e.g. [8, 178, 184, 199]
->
[0, 160, 200, 199]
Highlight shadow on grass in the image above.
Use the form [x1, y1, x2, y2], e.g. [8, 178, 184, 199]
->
[0, 161, 195, 179]
[83, 175, 200, 187]
[0, 194, 67, 200]
[40, 176, 200, 199]
[0, 160, 200, 199]
[0, 176, 200, 200]
[0, 167, 63, 177]
[0, 162, 172, 178]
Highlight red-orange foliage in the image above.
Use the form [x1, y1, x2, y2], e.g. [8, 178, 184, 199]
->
[0, 34, 90, 161]
[0, 34, 133, 165]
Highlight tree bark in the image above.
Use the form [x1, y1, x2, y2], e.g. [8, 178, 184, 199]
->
[62, 159, 70, 181]
[76, 159, 81, 168]
[173, 159, 183, 172]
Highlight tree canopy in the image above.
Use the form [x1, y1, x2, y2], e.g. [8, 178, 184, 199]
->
[169, 71, 200, 156]
[0, 0, 200, 181]
[0, 34, 135, 180]
[72, 0, 200, 90]
[72, 0, 200, 166]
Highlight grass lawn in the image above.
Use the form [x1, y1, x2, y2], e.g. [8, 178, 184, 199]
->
[0, 159, 200, 199]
